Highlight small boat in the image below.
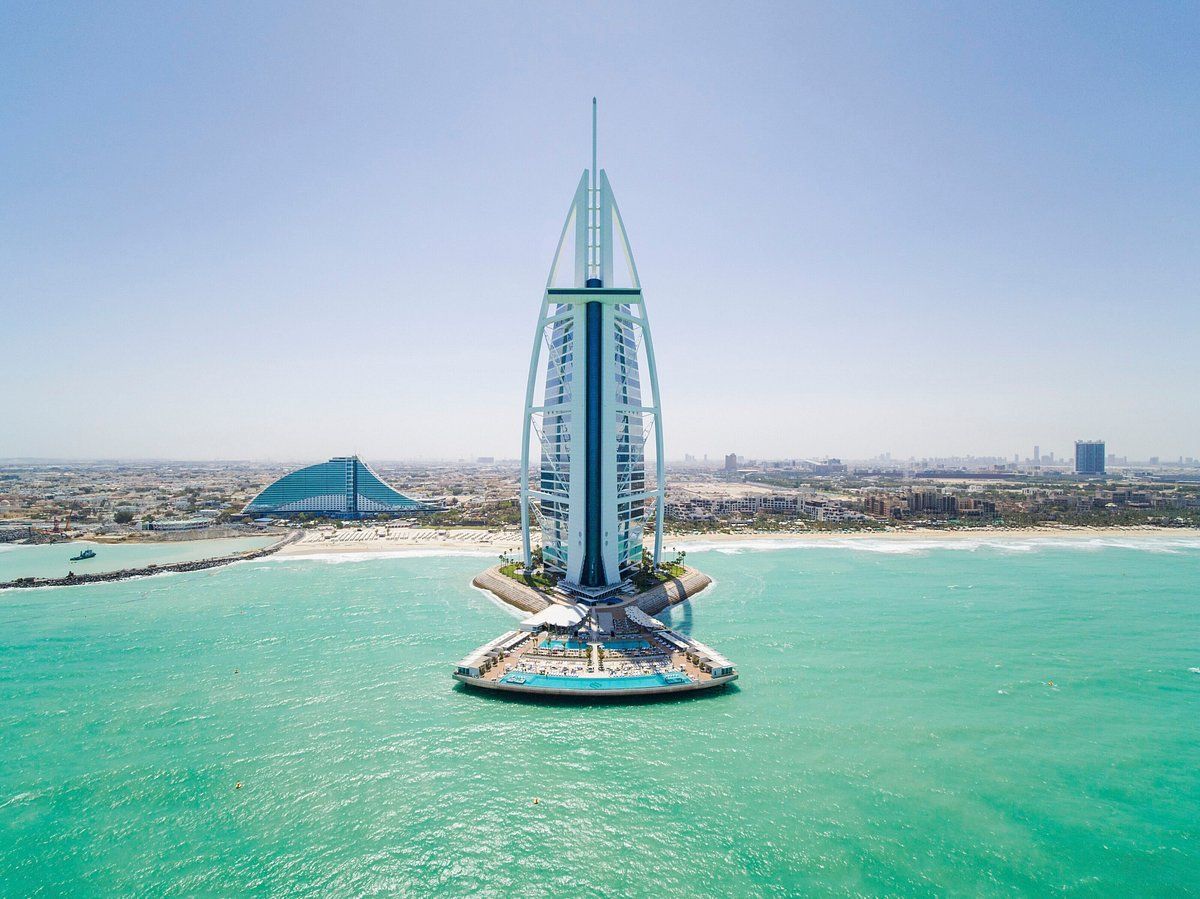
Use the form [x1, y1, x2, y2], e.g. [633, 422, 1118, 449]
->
[69, 548, 96, 561]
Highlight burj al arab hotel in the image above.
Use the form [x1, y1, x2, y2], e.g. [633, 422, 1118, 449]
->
[519, 99, 665, 598]
[454, 103, 735, 698]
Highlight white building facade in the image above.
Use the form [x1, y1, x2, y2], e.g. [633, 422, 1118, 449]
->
[519, 102, 665, 593]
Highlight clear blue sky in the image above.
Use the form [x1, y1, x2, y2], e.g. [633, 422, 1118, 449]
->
[2, 1, 1197, 462]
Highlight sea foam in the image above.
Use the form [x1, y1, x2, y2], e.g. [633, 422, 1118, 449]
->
[666, 534, 1200, 557]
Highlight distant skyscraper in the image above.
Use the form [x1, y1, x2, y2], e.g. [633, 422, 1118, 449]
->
[724, 453, 738, 473]
[1034, 445, 1041, 464]
[519, 101, 664, 593]
[1075, 440, 1106, 475]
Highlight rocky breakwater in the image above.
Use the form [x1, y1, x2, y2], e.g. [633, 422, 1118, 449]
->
[471, 566, 554, 614]
[635, 566, 713, 615]
[471, 564, 712, 616]
[0, 532, 301, 590]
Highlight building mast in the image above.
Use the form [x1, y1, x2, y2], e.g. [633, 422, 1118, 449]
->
[590, 98, 598, 284]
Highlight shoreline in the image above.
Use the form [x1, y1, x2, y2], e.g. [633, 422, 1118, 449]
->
[267, 524, 1200, 560]
[5, 523, 1195, 589]
[18, 525, 1188, 583]
[664, 524, 1200, 546]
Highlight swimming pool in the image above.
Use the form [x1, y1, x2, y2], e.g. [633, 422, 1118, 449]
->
[601, 640, 651, 651]
[541, 639, 652, 651]
[499, 671, 692, 690]
[542, 639, 590, 651]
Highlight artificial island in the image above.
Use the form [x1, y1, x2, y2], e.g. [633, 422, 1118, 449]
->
[454, 102, 737, 698]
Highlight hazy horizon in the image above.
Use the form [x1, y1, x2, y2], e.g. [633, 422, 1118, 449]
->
[0, 446, 1187, 467]
[3, 2, 1198, 462]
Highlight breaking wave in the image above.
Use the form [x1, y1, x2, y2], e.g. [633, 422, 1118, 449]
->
[665, 535, 1200, 557]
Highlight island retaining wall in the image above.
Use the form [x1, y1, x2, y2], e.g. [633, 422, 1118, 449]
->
[471, 567, 554, 614]
[471, 565, 712, 617]
[635, 567, 712, 615]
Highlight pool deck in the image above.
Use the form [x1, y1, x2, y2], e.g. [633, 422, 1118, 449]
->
[454, 579, 737, 699]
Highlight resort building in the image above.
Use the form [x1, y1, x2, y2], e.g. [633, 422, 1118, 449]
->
[243, 455, 433, 519]
[140, 518, 215, 532]
[519, 99, 665, 596]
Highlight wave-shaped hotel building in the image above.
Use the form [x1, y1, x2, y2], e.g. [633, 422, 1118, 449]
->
[454, 103, 736, 698]
[244, 455, 433, 519]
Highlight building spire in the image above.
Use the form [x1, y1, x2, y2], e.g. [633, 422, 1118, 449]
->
[587, 98, 601, 285]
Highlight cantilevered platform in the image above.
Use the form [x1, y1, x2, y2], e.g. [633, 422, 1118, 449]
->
[453, 598, 737, 699]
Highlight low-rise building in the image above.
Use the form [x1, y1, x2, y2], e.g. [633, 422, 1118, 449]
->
[140, 518, 214, 532]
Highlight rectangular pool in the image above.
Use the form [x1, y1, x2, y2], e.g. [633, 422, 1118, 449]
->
[542, 639, 590, 651]
[499, 672, 692, 690]
[601, 640, 651, 651]
[541, 639, 652, 652]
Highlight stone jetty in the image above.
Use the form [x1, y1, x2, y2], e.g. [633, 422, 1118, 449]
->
[0, 532, 300, 590]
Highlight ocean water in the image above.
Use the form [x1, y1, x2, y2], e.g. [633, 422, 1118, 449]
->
[1, 539, 1198, 896]
[0, 536, 276, 582]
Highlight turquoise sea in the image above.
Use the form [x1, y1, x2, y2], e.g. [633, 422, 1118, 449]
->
[2, 537, 1198, 896]
[0, 537, 275, 582]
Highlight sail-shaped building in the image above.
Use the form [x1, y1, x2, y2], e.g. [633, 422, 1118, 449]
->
[454, 103, 736, 698]
[520, 99, 665, 598]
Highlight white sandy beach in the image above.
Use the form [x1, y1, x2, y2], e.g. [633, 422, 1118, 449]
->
[272, 524, 1200, 559]
[273, 527, 525, 558]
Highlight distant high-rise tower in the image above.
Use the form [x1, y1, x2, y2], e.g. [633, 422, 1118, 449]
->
[1034, 445, 1041, 464]
[725, 453, 738, 473]
[1075, 440, 1106, 475]
[519, 100, 664, 594]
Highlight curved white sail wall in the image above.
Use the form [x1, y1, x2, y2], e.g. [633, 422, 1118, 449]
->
[519, 115, 665, 591]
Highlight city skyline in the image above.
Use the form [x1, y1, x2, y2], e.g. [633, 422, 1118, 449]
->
[6, 438, 1200, 468]
[2, 3, 1198, 461]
